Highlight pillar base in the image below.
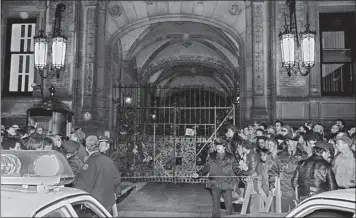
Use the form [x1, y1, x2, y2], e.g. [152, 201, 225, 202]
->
[250, 107, 270, 123]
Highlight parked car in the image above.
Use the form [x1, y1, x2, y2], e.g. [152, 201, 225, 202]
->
[1, 150, 113, 217]
[285, 189, 356, 218]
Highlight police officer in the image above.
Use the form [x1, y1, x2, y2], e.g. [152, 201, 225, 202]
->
[98, 135, 113, 154]
[74, 135, 121, 213]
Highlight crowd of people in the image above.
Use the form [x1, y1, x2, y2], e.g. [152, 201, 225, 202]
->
[1, 125, 121, 214]
[1, 120, 356, 217]
[192, 119, 356, 217]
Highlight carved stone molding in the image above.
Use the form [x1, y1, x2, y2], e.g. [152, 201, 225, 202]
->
[5, 1, 37, 6]
[229, 3, 241, 15]
[108, 5, 122, 18]
[84, 1, 97, 6]
[85, 7, 97, 95]
[142, 55, 232, 77]
[252, 3, 264, 96]
[145, 1, 153, 5]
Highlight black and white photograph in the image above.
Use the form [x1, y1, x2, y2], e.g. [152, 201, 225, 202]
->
[1, 0, 355, 217]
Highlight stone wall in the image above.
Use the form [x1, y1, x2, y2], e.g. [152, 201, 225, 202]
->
[274, 1, 356, 127]
[1, 0, 77, 127]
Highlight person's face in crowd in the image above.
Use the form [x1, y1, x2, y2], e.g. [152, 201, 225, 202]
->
[281, 127, 289, 136]
[70, 133, 79, 142]
[99, 141, 110, 153]
[307, 140, 316, 148]
[331, 125, 340, 134]
[348, 127, 356, 136]
[225, 128, 235, 139]
[253, 122, 260, 130]
[336, 121, 344, 129]
[321, 149, 331, 162]
[259, 125, 265, 130]
[260, 152, 268, 162]
[313, 125, 323, 134]
[53, 135, 62, 147]
[336, 140, 350, 153]
[248, 125, 254, 135]
[258, 139, 266, 148]
[256, 130, 263, 137]
[266, 140, 277, 153]
[243, 127, 249, 136]
[8, 127, 17, 135]
[275, 122, 282, 131]
[36, 128, 43, 135]
[216, 144, 225, 154]
[287, 140, 298, 152]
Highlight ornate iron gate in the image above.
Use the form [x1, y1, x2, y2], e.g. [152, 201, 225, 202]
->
[114, 85, 239, 182]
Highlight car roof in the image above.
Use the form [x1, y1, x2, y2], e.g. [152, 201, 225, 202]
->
[1, 186, 89, 217]
[307, 188, 356, 203]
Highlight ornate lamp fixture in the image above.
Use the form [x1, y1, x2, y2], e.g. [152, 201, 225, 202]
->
[34, 3, 67, 79]
[279, 0, 316, 76]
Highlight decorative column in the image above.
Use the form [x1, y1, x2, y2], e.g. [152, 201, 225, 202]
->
[250, 1, 271, 123]
[74, 1, 99, 134]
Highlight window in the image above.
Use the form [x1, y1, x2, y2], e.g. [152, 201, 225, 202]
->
[71, 201, 106, 218]
[320, 13, 356, 96]
[42, 206, 72, 218]
[4, 18, 36, 96]
[304, 209, 354, 218]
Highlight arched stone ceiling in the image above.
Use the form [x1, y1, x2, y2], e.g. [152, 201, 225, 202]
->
[109, 1, 245, 89]
[106, 1, 246, 43]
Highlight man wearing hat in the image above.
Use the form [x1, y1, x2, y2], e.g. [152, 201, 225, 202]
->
[192, 138, 240, 217]
[62, 140, 83, 181]
[74, 135, 121, 213]
[98, 135, 113, 153]
[333, 134, 356, 189]
[292, 141, 338, 202]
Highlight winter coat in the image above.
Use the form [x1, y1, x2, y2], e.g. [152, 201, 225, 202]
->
[197, 152, 240, 190]
[240, 149, 259, 176]
[291, 155, 337, 197]
[74, 151, 121, 210]
[269, 149, 307, 198]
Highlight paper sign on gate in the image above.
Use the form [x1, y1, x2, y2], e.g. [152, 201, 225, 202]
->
[185, 128, 195, 136]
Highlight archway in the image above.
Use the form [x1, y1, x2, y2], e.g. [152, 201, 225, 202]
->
[107, 16, 244, 180]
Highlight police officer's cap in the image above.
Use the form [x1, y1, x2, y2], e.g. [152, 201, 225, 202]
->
[98, 135, 113, 144]
[314, 141, 333, 151]
[63, 140, 81, 154]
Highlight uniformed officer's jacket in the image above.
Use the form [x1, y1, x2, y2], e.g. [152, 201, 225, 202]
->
[74, 151, 121, 210]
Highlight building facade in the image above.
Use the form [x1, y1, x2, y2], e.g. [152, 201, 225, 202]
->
[1, 1, 355, 136]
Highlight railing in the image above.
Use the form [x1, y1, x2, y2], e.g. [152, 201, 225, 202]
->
[120, 175, 282, 214]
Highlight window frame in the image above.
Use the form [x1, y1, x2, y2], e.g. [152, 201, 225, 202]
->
[34, 201, 73, 217]
[66, 195, 111, 217]
[286, 198, 356, 218]
[4, 18, 37, 97]
[319, 12, 356, 97]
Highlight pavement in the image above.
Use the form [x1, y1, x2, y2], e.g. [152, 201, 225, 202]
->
[117, 182, 285, 217]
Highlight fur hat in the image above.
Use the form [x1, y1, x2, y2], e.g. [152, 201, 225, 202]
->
[85, 135, 99, 151]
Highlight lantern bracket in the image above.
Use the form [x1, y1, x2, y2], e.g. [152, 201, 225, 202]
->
[279, 0, 316, 77]
[34, 3, 67, 80]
